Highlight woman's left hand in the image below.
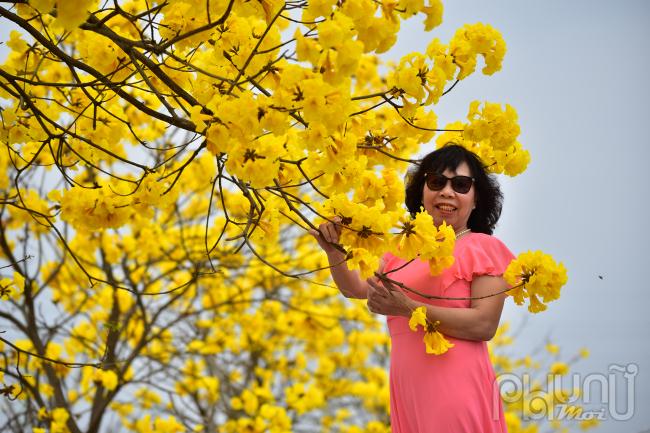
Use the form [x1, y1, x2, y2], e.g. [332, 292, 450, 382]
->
[366, 276, 416, 317]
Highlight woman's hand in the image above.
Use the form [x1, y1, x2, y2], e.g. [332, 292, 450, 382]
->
[309, 217, 344, 258]
[367, 276, 417, 317]
[309, 217, 369, 299]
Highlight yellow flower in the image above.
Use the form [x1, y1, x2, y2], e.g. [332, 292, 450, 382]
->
[189, 105, 211, 132]
[389, 210, 455, 275]
[528, 294, 547, 313]
[546, 343, 559, 355]
[29, 0, 55, 14]
[389, 55, 427, 101]
[302, 0, 336, 21]
[225, 134, 287, 189]
[390, 216, 424, 260]
[55, 0, 96, 30]
[346, 248, 380, 280]
[0, 271, 24, 301]
[93, 369, 119, 391]
[437, 102, 529, 178]
[464, 101, 520, 151]
[50, 407, 70, 432]
[503, 141, 531, 176]
[323, 194, 392, 255]
[423, 0, 443, 31]
[449, 23, 506, 80]
[408, 307, 454, 355]
[7, 30, 29, 53]
[54, 183, 132, 231]
[579, 417, 600, 430]
[504, 251, 568, 313]
[295, 29, 322, 65]
[408, 306, 428, 331]
[550, 362, 569, 376]
[285, 382, 325, 415]
[153, 416, 185, 433]
[423, 327, 455, 355]
[300, 77, 355, 130]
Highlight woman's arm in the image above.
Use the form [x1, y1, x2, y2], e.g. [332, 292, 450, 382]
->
[310, 219, 371, 299]
[324, 250, 370, 299]
[367, 275, 507, 341]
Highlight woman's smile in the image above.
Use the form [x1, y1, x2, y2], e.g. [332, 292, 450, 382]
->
[423, 161, 476, 231]
[434, 203, 457, 214]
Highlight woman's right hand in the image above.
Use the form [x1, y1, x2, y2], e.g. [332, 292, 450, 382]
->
[309, 217, 344, 257]
[310, 217, 369, 299]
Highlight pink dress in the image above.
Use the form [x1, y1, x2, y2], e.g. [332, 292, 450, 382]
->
[383, 232, 514, 433]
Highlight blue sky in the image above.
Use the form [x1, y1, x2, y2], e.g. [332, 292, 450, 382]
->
[386, 1, 649, 431]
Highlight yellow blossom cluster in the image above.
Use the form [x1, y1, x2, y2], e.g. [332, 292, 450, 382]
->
[33, 407, 71, 433]
[388, 22, 506, 111]
[390, 211, 455, 274]
[504, 251, 569, 313]
[436, 101, 530, 176]
[0, 271, 24, 300]
[46, 175, 172, 232]
[408, 306, 454, 355]
[318, 198, 455, 278]
[449, 23, 506, 79]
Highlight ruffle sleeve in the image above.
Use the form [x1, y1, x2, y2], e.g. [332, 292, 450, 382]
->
[431, 233, 515, 303]
[381, 252, 401, 274]
[382, 234, 514, 282]
[454, 233, 515, 282]
[380, 235, 515, 307]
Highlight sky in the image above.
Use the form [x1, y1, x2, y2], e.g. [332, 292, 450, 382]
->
[1, 1, 649, 432]
[385, 1, 650, 432]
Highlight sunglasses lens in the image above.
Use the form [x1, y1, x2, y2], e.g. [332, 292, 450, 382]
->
[426, 174, 448, 191]
[452, 176, 473, 194]
[426, 173, 474, 193]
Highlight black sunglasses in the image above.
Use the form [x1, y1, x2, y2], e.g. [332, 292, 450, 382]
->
[424, 173, 475, 194]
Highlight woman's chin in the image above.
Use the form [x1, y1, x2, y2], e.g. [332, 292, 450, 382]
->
[435, 217, 461, 232]
[432, 215, 448, 227]
[426, 209, 456, 229]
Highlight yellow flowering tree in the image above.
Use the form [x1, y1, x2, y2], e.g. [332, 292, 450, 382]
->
[0, 1, 578, 432]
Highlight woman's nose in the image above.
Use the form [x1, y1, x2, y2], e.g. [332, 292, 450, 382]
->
[439, 180, 455, 196]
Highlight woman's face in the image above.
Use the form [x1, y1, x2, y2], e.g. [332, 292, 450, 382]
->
[422, 161, 476, 231]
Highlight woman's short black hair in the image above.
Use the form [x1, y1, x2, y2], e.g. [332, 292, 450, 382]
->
[404, 144, 503, 235]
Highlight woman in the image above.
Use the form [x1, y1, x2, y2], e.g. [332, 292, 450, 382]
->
[311, 144, 513, 432]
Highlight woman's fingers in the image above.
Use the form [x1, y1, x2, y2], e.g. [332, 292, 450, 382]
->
[309, 228, 326, 246]
[379, 277, 396, 292]
[368, 279, 390, 304]
[311, 217, 347, 255]
[366, 286, 379, 313]
[331, 218, 343, 239]
[311, 218, 346, 255]
[368, 276, 411, 316]
[318, 220, 341, 244]
[367, 283, 388, 314]
[369, 277, 390, 296]
[331, 216, 342, 236]
[367, 278, 379, 295]
[324, 223, 337, 243]
[312, 217, 344, 242]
